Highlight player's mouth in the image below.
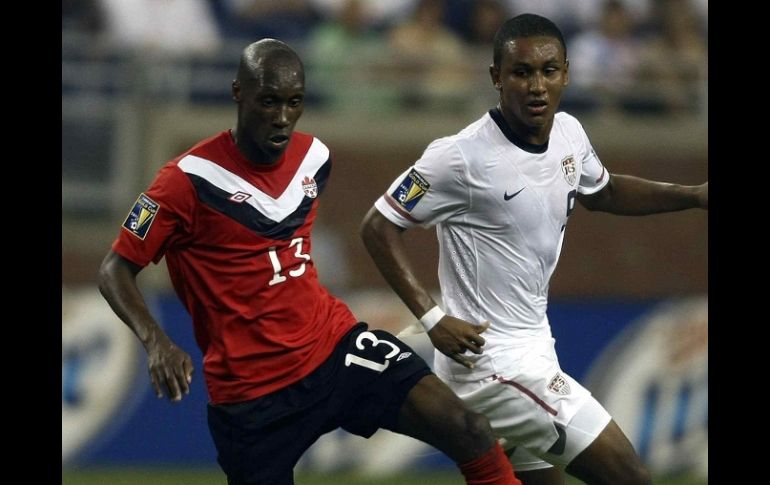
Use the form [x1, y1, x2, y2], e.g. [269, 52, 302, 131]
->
[268, 134, 290, 149]
[526, 100, 548, 116]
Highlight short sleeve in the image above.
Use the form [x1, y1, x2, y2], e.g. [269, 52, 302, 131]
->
[111, 164, 196, 267]
[374, 137, 468, 229]
[574, 121, 610, 195]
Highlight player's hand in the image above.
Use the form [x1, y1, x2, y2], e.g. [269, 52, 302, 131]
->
[697, 182, 708, 210]
[146, 336, 194, 402]
[427, 316, 489, 369]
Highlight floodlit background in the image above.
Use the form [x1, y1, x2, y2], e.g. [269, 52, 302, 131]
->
[63, 0, 707, 483]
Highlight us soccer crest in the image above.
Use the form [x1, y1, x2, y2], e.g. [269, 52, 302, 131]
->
[561, 156, 576, 186]
[547, 372, 571, 395]
[302, 176, 318, 198]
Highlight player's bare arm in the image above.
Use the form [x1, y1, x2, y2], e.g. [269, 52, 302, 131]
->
[360, 207, 488, 369]
[98, 251, 194, 402]
[577, 174, 708, 215]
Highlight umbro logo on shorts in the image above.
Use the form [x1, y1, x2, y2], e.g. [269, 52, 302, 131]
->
[396, 352, 412, 362]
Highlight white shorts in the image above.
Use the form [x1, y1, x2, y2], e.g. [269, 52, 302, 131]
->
[440, 338, 612, 471]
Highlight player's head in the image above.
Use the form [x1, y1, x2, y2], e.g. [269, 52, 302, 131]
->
[492, 14, 567, 69]
[489, 14, 569, 141]
[232, 39, 305, 164]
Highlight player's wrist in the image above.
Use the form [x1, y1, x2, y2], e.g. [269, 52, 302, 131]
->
[419, 305, 446, 332]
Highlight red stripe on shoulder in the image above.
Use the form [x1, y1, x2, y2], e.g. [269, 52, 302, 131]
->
[384, 194, 422, 224]
[595, 167, 606, 184]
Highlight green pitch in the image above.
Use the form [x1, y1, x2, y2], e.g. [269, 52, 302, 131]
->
[61, 467, 707, 485]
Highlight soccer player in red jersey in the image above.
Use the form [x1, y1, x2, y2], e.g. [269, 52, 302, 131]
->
[98, 38, 522, 485]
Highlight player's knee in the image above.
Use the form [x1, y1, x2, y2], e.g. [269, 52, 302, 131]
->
[460, 409, 497, 452]
[614, 461, 651, 485]
[627, 463, 652, 485]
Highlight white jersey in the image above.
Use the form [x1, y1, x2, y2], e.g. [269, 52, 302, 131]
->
[375, 109, 609, 381]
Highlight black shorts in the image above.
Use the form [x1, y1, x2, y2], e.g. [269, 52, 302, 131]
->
[207, 322, 433, 485]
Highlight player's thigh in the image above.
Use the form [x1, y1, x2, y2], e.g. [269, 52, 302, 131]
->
[394, 373, 497, 462]
[453, 375, 564, 462]
[397, 372, 485, 435]
[451, 362, 606, 468]
[538, 395, 612, 467]
[207, 399, 332, 485]
[336, 327, 433, 438]
[564, 418, 650, 485]
[496, 397, 611, 485]
[337, 327, 494, 461]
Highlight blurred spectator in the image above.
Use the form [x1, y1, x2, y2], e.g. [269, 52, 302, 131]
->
[691, 0, 708, 34]
[388, 0, 472, 110]
[503, 0, 595, 38]
[636, 0, 707, 114]
[568, 0, 644, 114]
[504, 0, 652, 39]
[63, 0, 104, 34]
[309, 0, 416, 31]
[457, 0, 511, 111]
[99, 0, 221, 57]
[213, 0, 319, 42]
[463, 0, 510, 46]
[306, 0, 396, 112]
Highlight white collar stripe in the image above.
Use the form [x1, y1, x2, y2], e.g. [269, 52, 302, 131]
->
[178, 138, 329, 222]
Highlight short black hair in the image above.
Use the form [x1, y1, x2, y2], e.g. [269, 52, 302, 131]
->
[236, 38, 303, 84]
[492, 14, 567, 68]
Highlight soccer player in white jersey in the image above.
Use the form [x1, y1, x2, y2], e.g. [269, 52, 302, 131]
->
[360, 13, 707, 485]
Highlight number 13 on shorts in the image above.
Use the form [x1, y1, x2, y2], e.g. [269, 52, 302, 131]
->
[345, 331, 400, 373]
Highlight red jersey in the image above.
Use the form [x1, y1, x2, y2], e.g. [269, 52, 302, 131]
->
[112, 130, 358, 404]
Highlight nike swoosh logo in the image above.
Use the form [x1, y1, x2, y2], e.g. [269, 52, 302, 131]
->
[503, 187, 525, 201]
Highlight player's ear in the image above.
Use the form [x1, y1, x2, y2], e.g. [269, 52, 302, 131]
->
[563, 59, 570, 86]
[489, 64, 501, 91]
[232, 80, 241, 103]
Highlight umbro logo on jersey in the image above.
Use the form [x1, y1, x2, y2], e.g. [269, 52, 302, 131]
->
[503, 187, 525, 201]
[229, 191, 252, 203]
[396, 352, 412, 362]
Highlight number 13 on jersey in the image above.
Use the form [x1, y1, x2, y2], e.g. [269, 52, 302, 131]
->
[267, 237, 311, 286]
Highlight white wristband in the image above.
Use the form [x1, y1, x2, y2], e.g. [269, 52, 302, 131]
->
[419, 306, 446, 332]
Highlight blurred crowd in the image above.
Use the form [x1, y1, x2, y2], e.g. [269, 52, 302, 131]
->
[62, 0, 708, 115]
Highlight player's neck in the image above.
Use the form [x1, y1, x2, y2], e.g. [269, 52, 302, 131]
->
[497, 105, 552, 146]
[230, 128, 281, 167]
